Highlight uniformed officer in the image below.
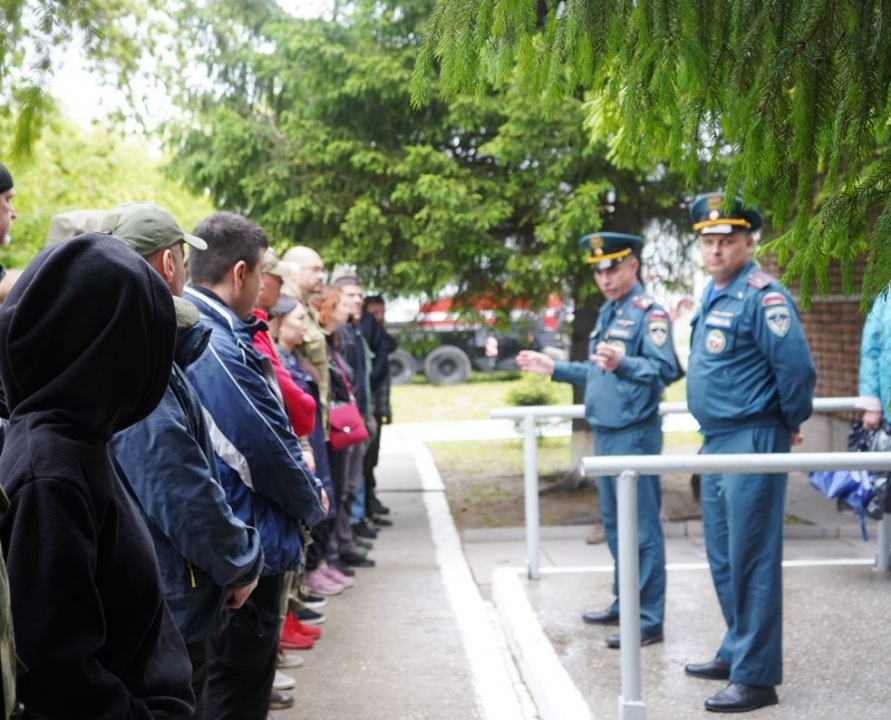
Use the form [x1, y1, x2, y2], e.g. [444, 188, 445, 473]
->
[684, 193, 816, 713]
[518, 232, 681, 648]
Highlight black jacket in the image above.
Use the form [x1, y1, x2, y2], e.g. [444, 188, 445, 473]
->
[0, 234, 194, 718]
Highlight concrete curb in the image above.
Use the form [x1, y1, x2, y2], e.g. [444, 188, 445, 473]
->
[492, 568, 593, 720]
[406, 440, 535, 720]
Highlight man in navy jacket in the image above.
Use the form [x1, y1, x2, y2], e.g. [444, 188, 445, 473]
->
[185, 212, 324, 720]
[106, 202, 264, 718]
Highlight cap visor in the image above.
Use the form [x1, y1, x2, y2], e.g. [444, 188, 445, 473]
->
[698, 224, 736, 235]
[268, 260, 300, 277]
[183, 232, 208, 250]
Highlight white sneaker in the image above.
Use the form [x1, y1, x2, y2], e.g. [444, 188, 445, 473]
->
[277, 652, 305, 670]
[273, 670, 296, 691]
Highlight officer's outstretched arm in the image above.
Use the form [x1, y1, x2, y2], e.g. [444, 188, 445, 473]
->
[753, 290, 816, 432]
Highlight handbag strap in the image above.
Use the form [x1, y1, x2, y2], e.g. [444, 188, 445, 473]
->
[332, 351, 356, 403]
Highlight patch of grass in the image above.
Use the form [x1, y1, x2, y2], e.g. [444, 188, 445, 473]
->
[392, 376, 572, 424]
[664, 376, 686, 402]
[664, 431, 701, 449]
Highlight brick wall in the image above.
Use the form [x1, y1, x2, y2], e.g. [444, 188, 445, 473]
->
[759, 256, 865, 416]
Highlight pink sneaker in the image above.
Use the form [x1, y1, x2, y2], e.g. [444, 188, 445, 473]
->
[303, 568, 343, 596]
[322, 564, 355, 589]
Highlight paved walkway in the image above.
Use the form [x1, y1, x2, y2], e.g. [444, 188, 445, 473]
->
[270, 432, 891, 719]
[271, 440, 535, 720]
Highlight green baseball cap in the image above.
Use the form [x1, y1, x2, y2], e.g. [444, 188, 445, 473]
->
[99, 201, 207, 255]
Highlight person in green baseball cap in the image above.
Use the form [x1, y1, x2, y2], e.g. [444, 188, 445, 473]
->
[100, 201, 207, 301]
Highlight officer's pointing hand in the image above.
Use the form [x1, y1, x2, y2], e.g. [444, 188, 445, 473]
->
[516, 350, 554, 376]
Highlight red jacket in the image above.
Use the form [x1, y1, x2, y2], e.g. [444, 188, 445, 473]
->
[252, 309, 317, 436]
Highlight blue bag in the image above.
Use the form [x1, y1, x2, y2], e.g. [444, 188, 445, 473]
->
[808, 470, 872, 540]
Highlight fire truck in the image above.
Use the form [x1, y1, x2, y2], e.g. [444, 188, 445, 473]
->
[388, 295, 568, 386]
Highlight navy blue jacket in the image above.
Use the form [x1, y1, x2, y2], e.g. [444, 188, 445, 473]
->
[687, 261, 816, 433]
[111, 321, 264, 644]
[553, 284, 681, 431]
[184, 287, 323, 575]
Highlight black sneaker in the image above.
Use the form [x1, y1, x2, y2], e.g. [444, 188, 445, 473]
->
[371, 495, 390, 516]
[354, 537, 374, 551]
[297, 607, 326, 626]
[298, 591, 328, 609]
[371, 515, 393, 527]
[352, 521, 378, 539]
[340, 550, 376, 568]
[269, 689, 295, 710]
[330, 559, 356, 577]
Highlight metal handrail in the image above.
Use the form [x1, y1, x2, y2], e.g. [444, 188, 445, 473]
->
[489, 396, 860, 420]
[488, 396, 864, 581]
[582, 452, 891, 720]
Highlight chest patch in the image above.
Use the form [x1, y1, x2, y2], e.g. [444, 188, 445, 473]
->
[606, 327, 633, 340]
[705, 313, 733, 329]
[616, 319, 635, 327]
[765, 305, 791, 337]
[705, 328, 727, 353]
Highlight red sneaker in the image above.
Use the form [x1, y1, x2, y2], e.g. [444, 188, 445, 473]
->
[286, 612, 321, 639]
[280, 621, 315, 650]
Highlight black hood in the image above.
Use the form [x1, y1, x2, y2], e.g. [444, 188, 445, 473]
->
[0, 233, 175, 439]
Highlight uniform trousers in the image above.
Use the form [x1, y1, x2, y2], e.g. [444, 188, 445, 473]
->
[594, 416, 666, 633]
[701, 424, 788, 686]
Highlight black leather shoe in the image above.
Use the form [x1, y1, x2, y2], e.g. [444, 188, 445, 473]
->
[352, 522, 378, 539]
[372, 515, 393, 527]
[371, 495, 390, 515]
[329, 559, 355, 577]
[685, 656, 731, 680]
[705, 682, 778, 713]
[582, 608, 619, 625]
[340, 550, 376, 568]
[605, 628, 663, 648]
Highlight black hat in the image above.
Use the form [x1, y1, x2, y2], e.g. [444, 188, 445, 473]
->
[580, 232, 643, 270]
[0, 164, 12, 195]
[690, 192, 763, 234]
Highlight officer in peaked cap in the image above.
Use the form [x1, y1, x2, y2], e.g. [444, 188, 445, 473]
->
[518, 231, 681, 649]
[683, 193, 815, 713]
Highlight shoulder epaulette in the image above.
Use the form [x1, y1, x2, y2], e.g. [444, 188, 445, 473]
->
[632, 295, 654, 310]
[746, 269, 775, 290]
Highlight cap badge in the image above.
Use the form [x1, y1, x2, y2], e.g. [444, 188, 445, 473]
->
[706, 195, 722, 209]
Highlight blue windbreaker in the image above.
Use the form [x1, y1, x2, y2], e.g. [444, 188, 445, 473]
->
[184, 287, 323, 575]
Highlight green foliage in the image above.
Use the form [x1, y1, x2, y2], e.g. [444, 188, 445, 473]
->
[414, 0, 891, 307]
[0, 114, 212, 268]
[0, 0, 155, 158]
[506, 372, 559, 407]
[163, 0, 705, 315]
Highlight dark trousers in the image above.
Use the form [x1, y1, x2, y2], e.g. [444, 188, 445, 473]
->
[206, 574, 283, 720]
[306, 518, 333, 572]
[186, 639, 209, 720]
[363, 415, 383, 515]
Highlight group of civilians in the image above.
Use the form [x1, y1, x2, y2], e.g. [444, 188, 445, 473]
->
[0, 162, 395, 719]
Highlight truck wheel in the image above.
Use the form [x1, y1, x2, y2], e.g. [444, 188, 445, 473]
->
[389, 349, 415, 386]
[424, 346, 471, 386]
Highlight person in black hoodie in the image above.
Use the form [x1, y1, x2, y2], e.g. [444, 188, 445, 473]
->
[0, 234, 195, 719]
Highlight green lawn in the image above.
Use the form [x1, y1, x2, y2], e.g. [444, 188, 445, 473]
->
[391, 373, 574, 424]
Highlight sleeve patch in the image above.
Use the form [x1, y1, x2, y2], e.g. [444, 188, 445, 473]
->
[647, 308, 669, 320]
[648, 316, 669, 347]
[764, 305, 791, 337]
[762, 291, 788, 307]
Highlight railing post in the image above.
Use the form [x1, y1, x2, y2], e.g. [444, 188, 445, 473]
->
[523, 414, 541, 580]
[876, 515, 890, 573]
[617, 469, 646, 720]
